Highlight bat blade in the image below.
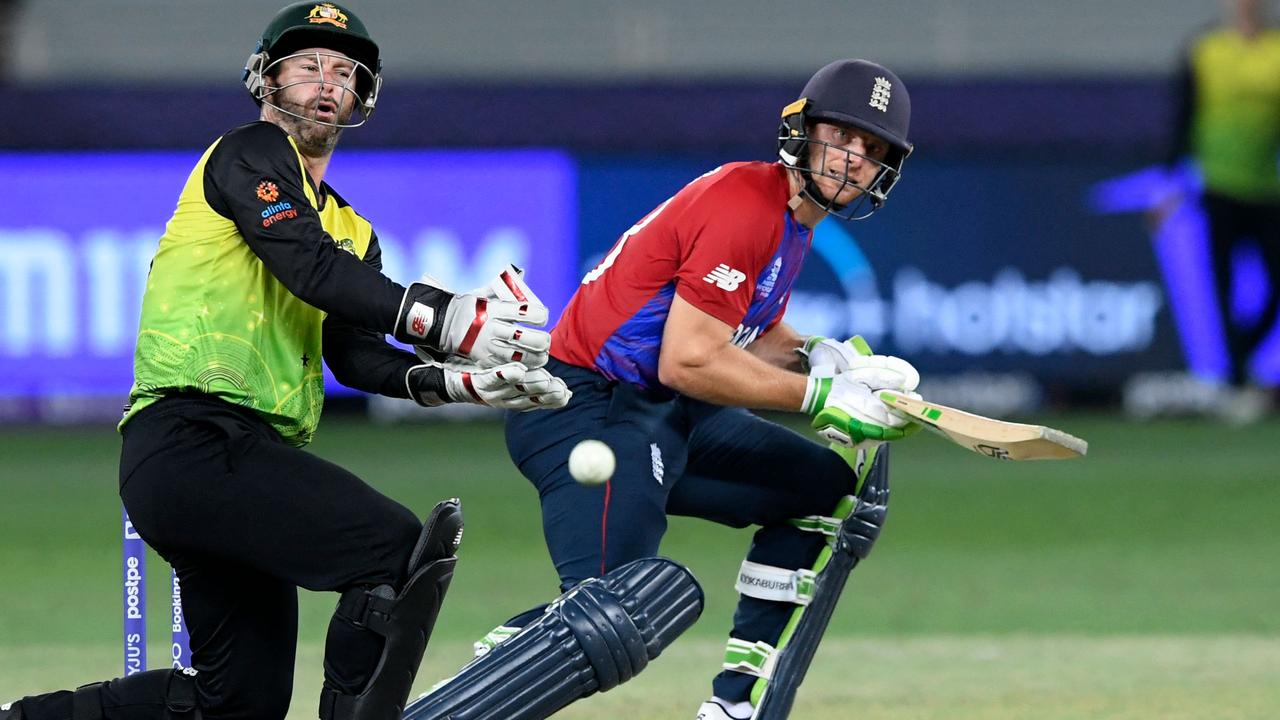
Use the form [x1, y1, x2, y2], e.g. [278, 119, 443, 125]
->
[878, 390, 1087, 461]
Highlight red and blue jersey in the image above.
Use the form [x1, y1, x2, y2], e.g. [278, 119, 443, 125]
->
[551, 162, 813, 393]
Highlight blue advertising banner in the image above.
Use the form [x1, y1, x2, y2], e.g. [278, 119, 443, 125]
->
[3, 148, 1270, 402]
[0, 150, 577, 398]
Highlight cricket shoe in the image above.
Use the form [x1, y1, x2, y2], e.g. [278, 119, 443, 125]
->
[1215, 384, 1273, 425]
[0, 699, 24, 719]
[695, 697, 753, 720]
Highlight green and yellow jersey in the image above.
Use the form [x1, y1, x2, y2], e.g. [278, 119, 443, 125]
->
[1174, 27, 1280, 201]
[122, 122, 416, 446]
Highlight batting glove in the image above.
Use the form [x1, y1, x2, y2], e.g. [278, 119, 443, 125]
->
[800, 335, 921, 390]
[801, 335, 921, 449]
[803, 372, 918, 449]
[405, 359, 571, 411]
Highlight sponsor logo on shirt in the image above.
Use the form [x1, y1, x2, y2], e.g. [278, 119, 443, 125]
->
[255, 181, 280, 203]
[703, 264, 747, 292]
[334, 237, 356, 255]
[308, 3, 349, 29]
[758, 258, 782, 298]
[261, 201, 298, 228]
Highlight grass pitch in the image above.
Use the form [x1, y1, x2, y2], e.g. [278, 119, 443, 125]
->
[1, 412, 1278, 717]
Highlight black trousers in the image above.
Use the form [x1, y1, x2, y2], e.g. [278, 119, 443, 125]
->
[18, 395, 424, 720]
[1203, 192, 1280, 385]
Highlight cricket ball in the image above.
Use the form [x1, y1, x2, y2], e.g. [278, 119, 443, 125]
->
[568, 439, 615, 486]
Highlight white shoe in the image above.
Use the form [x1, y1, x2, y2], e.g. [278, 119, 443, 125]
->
[1215, 384, 1273, 425]
[695, 698, 752, 720]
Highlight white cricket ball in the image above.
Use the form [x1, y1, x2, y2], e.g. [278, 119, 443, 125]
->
[568, 439, 616, 486]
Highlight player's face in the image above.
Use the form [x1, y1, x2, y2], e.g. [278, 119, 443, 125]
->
[264, 48, 362, 155]
[806, 122, 891, 206]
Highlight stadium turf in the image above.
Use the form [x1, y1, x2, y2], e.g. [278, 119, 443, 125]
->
[2, 413, 1277, 717]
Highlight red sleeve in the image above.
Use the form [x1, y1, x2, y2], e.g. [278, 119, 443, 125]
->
[672, 172, 781, 328]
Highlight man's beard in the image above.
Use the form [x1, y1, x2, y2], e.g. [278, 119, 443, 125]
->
[267, 91, 351, 157]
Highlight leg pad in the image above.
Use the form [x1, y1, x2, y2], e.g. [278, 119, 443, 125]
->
[320, 499, 462, 720]
[404, 556, 703, 720]
[751, 445, 890, 719]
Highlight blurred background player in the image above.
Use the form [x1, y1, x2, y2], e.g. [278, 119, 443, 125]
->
[1163, 0, 1280, 421]
[0, 0, 18, 82]
[503, 59, 920, 720]
[0, 3, 567, 720]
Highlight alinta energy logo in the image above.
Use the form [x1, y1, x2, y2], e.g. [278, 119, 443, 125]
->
[255, 181, 280, 203]
[261, 201, 297, 228]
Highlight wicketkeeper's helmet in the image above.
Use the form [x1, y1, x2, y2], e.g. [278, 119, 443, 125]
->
[243, 2, 383, 127]
[778, 59, 914, 220]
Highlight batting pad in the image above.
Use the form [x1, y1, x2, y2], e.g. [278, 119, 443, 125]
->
[751, 444, 890, 719]
[402, 556, 703, 720]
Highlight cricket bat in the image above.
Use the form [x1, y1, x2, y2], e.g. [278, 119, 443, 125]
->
[878, 390, 1088, 460]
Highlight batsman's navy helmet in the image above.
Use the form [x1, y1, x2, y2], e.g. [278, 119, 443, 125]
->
[778, 59, 913, 219]
[243, 2, 383, 122]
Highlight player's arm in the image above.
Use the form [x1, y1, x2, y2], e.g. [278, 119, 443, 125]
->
[321, 231, 419, 397]
[205, 123, 410, 332]
[658, 293, 808, 410]
[205, 123, 546, 362]
[324, 315, 563, 409]
[660, 294, 921, 449]
[323, 317, 418, 395]
[322, 235, 569, 409]
[746, 321, 806, 372]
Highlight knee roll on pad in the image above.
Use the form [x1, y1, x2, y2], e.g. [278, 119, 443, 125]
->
[320, 499, 463, 720]
[164, 669, 200, 720]
[729, 446, 889, 719]
[65, 669, 199, 720]
[403, 556, 704, 720]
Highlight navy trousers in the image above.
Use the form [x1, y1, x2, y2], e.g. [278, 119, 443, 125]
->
[505, 357, 865, 702]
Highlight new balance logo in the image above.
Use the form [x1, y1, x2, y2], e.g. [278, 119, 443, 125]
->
[703, 264, 747, 291]
[869, 76, 892, 112]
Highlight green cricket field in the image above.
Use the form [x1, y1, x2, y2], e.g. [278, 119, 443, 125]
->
[1, 413, 1277, 718]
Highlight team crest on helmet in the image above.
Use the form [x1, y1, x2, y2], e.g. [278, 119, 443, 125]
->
[869, 77, 892, 112]
[256, 181, 280, 202]
[307, 3, 349, 29]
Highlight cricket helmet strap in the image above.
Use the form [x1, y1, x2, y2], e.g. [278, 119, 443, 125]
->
[777, 59, 914, 220]
[243, 2, 383, 123]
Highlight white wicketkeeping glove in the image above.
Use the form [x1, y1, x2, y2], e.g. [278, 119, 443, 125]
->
[406, 359, 571, 411]
[411, 265, 553, 369]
